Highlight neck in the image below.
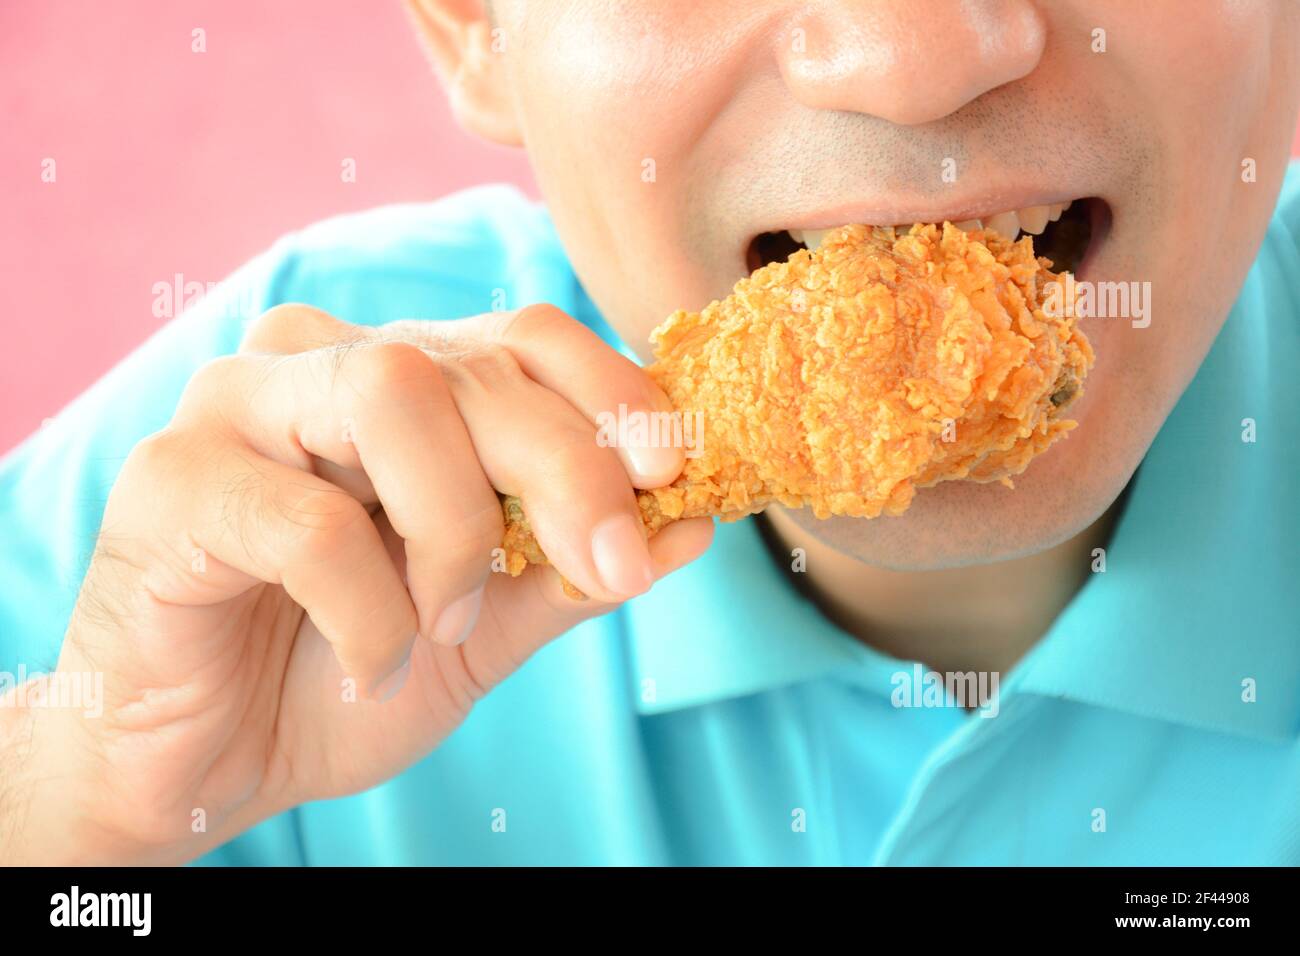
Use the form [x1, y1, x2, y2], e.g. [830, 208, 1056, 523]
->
[761, 500, 1121, 676]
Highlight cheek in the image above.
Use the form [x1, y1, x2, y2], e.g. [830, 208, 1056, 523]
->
[1080, 1, 1294, 405]
[500, 9, 693, 337]
[502, 3, 762, 354]
[1112, 1, 1286, 216]
[507, 2, 710, 211]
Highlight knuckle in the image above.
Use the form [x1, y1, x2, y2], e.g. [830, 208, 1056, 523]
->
[440, 501, 507, 567]
[120, 428, 193, 488]
[124, 429, 177, 475]
[351, 340, 435, 395]
[240, 303, 330, 352]
[498, 302, 573, 343]
[108, 428, 212, 531]
[180, 354, 246, 410]
[407, 351, 454, 406]
[272, 484, 370, 560]
[442, 343, 525, 391]
[533, 423, 605, 481]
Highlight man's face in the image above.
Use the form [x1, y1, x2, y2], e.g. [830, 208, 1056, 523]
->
[485, 0, 1299, 568]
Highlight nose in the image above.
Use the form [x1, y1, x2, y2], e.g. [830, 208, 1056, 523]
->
[777, 0, 1046, 125]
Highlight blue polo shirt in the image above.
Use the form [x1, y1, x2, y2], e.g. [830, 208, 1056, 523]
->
[2, 166, 1298, 865]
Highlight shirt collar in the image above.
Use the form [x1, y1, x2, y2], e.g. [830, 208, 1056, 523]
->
[1014, 245, 1300, 743]
[622, 516, 865, 714]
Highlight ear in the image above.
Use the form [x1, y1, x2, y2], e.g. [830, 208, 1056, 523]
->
[405, 0, 523, 147]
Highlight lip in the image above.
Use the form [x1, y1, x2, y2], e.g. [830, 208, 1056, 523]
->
[767, 190, 1091, 234]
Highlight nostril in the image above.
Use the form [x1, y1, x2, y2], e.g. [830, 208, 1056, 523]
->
[777, 0, 1046, 126]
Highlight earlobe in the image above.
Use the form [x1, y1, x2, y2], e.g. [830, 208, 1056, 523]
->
[405, 0, 524, 148]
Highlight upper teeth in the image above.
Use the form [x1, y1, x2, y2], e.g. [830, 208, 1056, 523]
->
[790, 201, 1072, 251]
[797, 228, 831, 250]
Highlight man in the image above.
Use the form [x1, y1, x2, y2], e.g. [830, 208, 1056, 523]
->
[1, 1, 1297, 864]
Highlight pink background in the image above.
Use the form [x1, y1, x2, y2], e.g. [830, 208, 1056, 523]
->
[2, 2, 1298, 454]
[1, 1, 535, 454]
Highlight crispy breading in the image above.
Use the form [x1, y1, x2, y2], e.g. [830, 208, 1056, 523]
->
[500, 222, 1093, 584]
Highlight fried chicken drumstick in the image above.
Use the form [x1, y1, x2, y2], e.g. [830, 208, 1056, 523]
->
[501, 222, 1093, 585]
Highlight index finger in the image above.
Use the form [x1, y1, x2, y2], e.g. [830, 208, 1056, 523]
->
[387, 306, 686, 489]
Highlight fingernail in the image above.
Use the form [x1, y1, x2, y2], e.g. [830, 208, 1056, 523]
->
[618, 443, 681, 485]
[433, 587, 484, 646]
[590, 513, 654, 598]
[371, 656, 411, 703]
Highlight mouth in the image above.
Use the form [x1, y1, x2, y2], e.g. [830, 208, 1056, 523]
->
[746, 196, 1110, 277]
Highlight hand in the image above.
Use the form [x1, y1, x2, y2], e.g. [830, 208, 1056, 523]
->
[5, 303, 712, 864]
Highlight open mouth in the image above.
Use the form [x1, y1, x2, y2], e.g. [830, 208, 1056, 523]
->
[746, 197, 1110, 277]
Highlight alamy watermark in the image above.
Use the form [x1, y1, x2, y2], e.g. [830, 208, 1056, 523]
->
[0, 665, 103, 719]
[1043, 274, 1152, 329]
[50, 886, 150, 936]
[596, 403, 705, 459]
[891, 663, 1000, 718]
[151, 273, 262, 322]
